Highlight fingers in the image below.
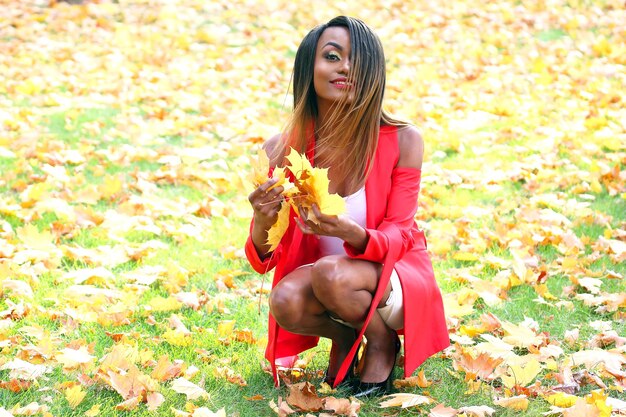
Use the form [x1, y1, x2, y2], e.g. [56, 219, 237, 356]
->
[248, 179, 286, 229]
[310, 203, 324, 221]
[249, 179, 284, 208]
[297, 205, 308, 221]
[249, 179, 281, 201]
[295, 216, 314, 234]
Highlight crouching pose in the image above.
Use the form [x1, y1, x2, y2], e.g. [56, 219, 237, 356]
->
[246, 16, 449, 397]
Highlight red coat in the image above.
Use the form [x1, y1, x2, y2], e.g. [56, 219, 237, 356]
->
[245, 125, 450, 386]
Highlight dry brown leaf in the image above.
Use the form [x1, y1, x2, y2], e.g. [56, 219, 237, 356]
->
[151, 355, 183, 382]
[379, 393, 433, 408]
[269, 397, 296, 416]
[114, 396, 142, 411]
[192, 407, 227, 417]
[458, 405, 495, 417]
[453, 348, 503, 381]
[286, 382, 323, 412]
[428, 403, 458, 417]
[10, 402, 49, 415]
[170, 377, 209, 400]
[0, 358, 48, 380]
[0, 379, 31, 393]
[146, 392, 165, 411]
[213, 366, 247, 386]
[322, 396, 360, 416]
[562, 397, 601, 417]
[394, 370, 433, 388]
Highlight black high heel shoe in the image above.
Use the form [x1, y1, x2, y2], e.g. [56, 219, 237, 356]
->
[351, 333, 401, 398]
[323, 353, 357, 387]
[323, 339, 361, 387]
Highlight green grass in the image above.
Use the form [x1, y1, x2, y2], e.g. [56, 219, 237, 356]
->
[2, 1, 625, 416]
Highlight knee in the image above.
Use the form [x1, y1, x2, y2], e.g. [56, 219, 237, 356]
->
[269, 283, 303, 331]
[311, 256, 350, 297]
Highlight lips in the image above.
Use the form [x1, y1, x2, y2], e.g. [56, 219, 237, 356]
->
[331, 77, 352, 87]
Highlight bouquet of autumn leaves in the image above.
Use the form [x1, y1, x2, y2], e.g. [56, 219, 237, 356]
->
[250, 147, 346, 251]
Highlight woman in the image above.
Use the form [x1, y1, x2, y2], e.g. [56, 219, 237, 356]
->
[245, 16, 449, 397]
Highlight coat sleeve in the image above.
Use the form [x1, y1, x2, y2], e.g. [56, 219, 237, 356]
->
[344, 167, 423, 262]
[244, 219, 282, 274]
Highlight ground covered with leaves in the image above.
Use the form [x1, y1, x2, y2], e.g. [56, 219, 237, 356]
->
[0, 0, 625, 416]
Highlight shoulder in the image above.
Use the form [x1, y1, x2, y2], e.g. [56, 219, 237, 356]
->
[395, 125, 423, 169]
[263, 134, 283, 167]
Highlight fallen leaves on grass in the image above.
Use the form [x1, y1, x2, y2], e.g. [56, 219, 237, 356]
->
[170, 377, 209, 401]
[379, 393, 434, 408]
[0, 0, 624, 415]
[286, 382, 324, 412]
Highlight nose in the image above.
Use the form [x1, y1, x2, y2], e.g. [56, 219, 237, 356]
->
[339, 57, 350, 74]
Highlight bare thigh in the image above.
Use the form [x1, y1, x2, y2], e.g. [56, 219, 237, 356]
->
[269, 256, 392, 331]
[269, 265, 325, 331]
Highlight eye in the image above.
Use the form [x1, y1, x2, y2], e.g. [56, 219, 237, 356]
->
[324, 51, 341, 62]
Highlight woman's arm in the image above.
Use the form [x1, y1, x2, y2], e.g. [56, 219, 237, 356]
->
[397, 125, 424, 170]
[342, 125, 426, 262]
[247, 134, 285, 261]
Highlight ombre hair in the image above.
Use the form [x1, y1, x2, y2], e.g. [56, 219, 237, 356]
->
[275, 16, 408, 193]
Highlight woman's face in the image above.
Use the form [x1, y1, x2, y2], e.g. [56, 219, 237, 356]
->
[313, 26, 353, 108]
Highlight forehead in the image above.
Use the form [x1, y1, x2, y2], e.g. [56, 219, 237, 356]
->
[317, 26, 351, 50]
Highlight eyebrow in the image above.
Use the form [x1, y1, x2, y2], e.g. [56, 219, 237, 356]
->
[322, 41, 343, 50]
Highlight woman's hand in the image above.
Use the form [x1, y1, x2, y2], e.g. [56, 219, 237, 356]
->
[295, 204, 369, 252]
[249, 179, 284, 226]
[249, 178, 285, 256]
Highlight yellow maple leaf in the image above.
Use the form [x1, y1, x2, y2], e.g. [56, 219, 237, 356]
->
[493, 395, 529, 411]
[307, 167, 346, 219]
[586, 390, 612, 417]
[544, 392, 578, 407]
[162, 329, 192, 346]
[563, 397, 601, 417]
[500, 359, 541, 388]
[217, 320, 236, 338]
[56, 346, 96, 370]
[285, 147, 314, 177]
[534, 283, 557, 300]
[249, 149, 289, 192]
[148, 296, 183, 312]
[65, 385, 86, 409]
[500, 321, 543, 348]
[99, 175, 122, 199]
[84, 404, 101, 417]
[16, 224, 55, 252]
[266, 201, 290, 251]
[260, 147, 346, 246]
[250, 147, 271, 187]
[284, 148, 345, 222]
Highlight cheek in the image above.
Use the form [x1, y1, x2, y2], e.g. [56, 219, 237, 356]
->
[313, 66, 325, 93]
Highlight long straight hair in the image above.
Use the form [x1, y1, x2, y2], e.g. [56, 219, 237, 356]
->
[276, 16, 407, 193]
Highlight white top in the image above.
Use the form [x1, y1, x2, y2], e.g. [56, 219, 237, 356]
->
[319, 187, 367, 257]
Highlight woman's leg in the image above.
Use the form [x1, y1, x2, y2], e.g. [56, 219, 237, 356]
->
[270, 257, 396, 383]
[269, 265, 356, 377]
[309, 256, 396, 383]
